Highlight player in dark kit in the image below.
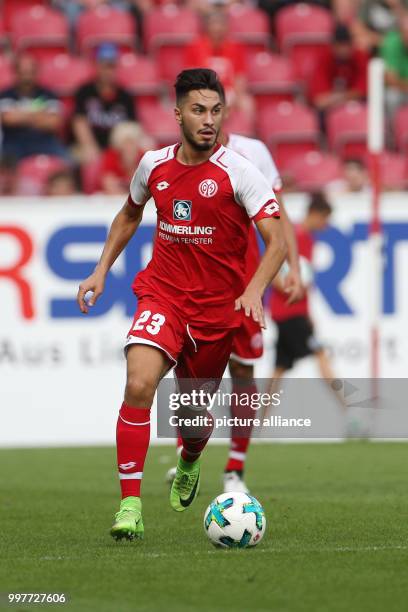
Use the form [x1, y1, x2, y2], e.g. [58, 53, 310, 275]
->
[77, 68, 286, 541]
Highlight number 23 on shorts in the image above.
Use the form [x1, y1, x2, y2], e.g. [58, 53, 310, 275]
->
[133, 310, 166, 336]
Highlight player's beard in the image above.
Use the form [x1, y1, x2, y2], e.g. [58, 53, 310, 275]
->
[181, 123, 219, 151]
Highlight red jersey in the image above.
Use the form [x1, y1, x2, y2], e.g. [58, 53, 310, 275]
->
[270, 225, 314, 322]
[128, 143, 279, 328]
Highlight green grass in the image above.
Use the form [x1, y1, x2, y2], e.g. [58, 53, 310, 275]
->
[1, 443, 407, 612]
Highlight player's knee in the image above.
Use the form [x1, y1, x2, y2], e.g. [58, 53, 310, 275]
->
[125, 376, 156, 406]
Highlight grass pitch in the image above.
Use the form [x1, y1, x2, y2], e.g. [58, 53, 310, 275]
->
[1, 442, 407, 612]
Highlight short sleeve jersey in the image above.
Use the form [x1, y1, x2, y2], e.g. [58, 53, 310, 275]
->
[129, 143, 279, 328]
[227, 133, 282, 281]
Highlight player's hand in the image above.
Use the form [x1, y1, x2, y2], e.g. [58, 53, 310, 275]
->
[77, 270, 106, 314]
[283, 268, 304, 304]
[235, 290, 266, 329]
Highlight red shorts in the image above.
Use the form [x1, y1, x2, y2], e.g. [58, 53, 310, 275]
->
[125, 296, 236, 383]
[230, 314, 263, 365]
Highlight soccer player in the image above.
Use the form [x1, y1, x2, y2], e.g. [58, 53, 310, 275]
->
[269, 192, 340, 388]
[168, 129, 303, 493]
[76, 68, 286, 541]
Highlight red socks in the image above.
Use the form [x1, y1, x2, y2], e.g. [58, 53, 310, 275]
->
[116, 402, 150, 499]
[225, 381, 257, 473]
[180, 411, 214, 463]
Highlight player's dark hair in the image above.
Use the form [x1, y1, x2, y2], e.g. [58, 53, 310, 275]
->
[175, 68, 225, 104]
[308, 192, 332, 216]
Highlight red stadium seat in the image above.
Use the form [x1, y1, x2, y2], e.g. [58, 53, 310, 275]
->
[76, 6, 136, 56]
[139, 102, 180, 148]
[117, 53, 162, 115]
[380, 151, 408, 190]
[327, 102, 368, 160]
[143, 6, 200, 82]
[275, 4, 334, 50]
[228, 5, 270, 62]
[275, 4, 334, 82]
[287, 151, 342, 191]
[16, 155, 68, 196]
[38, 54, 94, 127]
[257, 101, 319, 170]
[394, 105, 408, 153]
[10, 5, 69, 63]
[0, 55, 14, 91]
[247, 52, 298, 111]
[2, 0, 46, 33]
[223, 109, 256, 138]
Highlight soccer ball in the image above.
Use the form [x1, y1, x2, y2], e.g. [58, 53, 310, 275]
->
[203, 492, 266, 549]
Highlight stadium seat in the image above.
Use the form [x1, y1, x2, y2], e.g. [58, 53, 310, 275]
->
[394, 105, 408, 154]
[379, 151, 408, 190]
[16, 155, 68, 196]
[287, 151, 342, 191]
[0, 55, 14, 91]
[327, 102, 368, 160]
[2, 0, 46, 33]
[143, 6, 200, 83]
[116, 53, 162, 115]
[275, 4, 334, 82]
[38, 54, 95, 125]
[223, 109, 256, 138]
[10, 5, 69, 63]
[228, 5, 270, 62]
[76, 6, 136, 56]
[139, 103, 180, 148]
[247, 52, 298, 111]
[257, 101, 320, 170]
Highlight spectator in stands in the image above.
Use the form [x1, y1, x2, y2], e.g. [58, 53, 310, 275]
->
[72, 43, 136, 162]
[352, 0, 408, 52]
[309, 23, 369, 128]
[0, 54, 68, 162]
[326, 158, 370, 194]
[46, 169, 78, 196]
[381, 13, 408, 115]
[185, 9, 254, 117]
[100, 121, 153, 194]
[0, 156, 17, 195]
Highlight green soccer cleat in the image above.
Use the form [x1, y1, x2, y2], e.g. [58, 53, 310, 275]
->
[170, 456, 201, 512]
[110, 496, 144, 541]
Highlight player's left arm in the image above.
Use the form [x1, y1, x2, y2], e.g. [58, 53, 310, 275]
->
[279, 201, 304, 303]
[235, 217, 286, 329]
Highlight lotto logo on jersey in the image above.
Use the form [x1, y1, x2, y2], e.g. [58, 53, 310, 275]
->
[199, 179, 218, 198]
[263, 200, 280, 216]
[173, 200, 192, 221]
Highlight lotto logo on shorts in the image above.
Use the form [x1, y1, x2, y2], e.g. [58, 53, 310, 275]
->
[173, 199, 192, 221]
[199, 179, 218, 198]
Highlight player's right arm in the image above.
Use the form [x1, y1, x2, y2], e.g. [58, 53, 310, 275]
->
[77, 201, 145, 314]
[77, 151, 152, 314]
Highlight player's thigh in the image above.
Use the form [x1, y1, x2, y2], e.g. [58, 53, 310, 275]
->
[125, 297, 186, 403]
[175, 329, 236, 391]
